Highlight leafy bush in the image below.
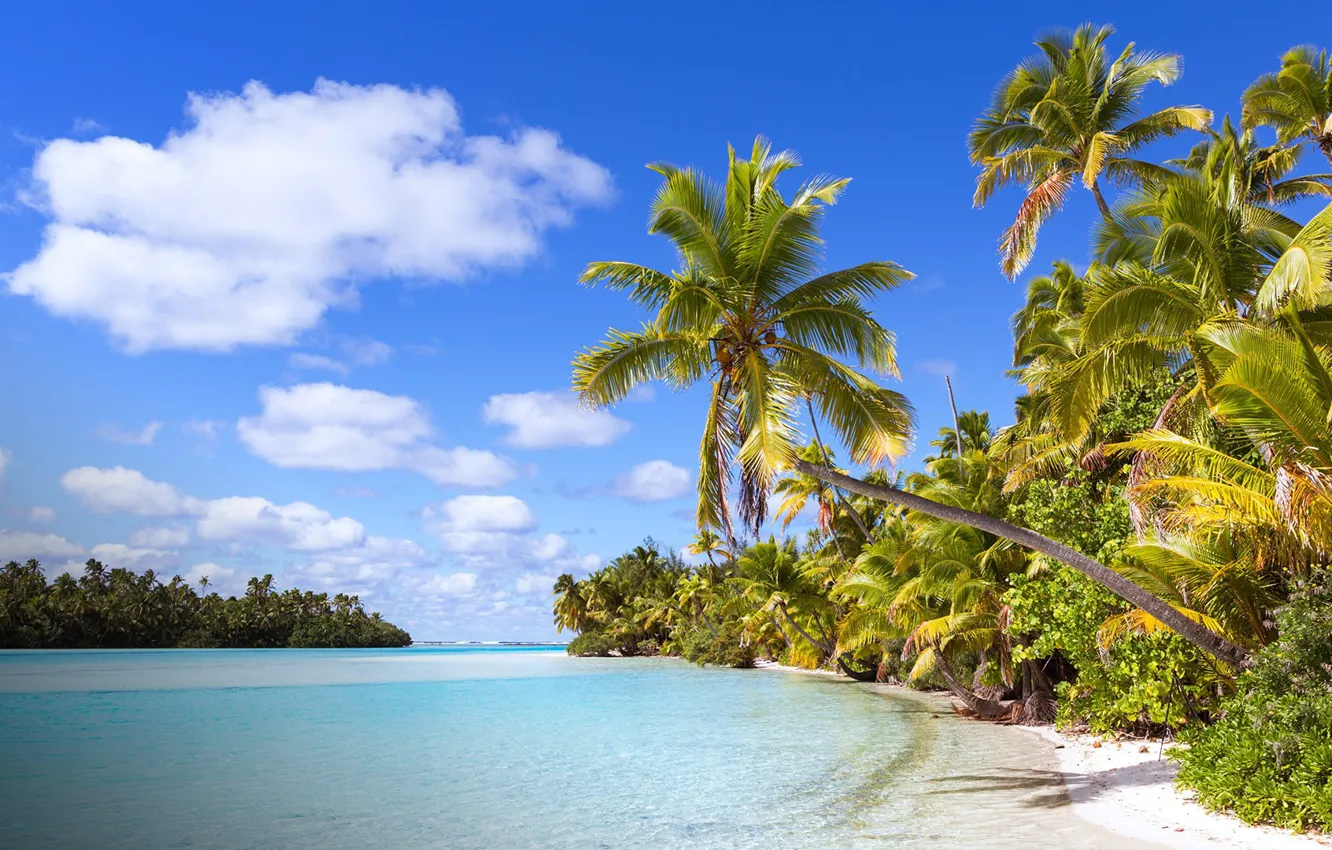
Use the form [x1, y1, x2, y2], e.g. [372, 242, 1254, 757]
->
[1175, 574, 1332, 832]
[566, 632, 616, 657]
[678, 623, 756, 668]
[1006, 565, 1217, 733]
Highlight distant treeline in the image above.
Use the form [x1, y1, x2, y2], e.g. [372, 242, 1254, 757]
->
[0, 559, 411, 649]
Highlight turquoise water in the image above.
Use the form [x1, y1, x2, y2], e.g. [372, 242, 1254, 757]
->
[0, 648, 1141, 849]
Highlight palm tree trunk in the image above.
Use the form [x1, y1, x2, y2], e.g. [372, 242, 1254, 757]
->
[790, 458, 1252, 669]
[806, 399, 874, 541]
[1090, 181, 1113, 220]
[1128, 381, 1190, 537]
[779, 603, 834, 656]
[930, 643, 1013, 718]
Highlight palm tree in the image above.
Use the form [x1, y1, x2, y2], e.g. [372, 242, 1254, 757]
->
[685, 528, 732, 567]
[553, 573, 590, 634]
[574, 140, 1253, 669]
[573, 136, 914, 535]
[732, 541, 836, 659]
[969, 23, 1212, 277]
[1243, 45, 1332, 166]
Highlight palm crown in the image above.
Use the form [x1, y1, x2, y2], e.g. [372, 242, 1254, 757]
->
[1243, 45, 1332, 165]
[969, 23, 1211, 278]
[573, 137, 915, 535]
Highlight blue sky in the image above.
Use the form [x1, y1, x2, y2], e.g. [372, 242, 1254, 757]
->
[0, 2, 1322, 639]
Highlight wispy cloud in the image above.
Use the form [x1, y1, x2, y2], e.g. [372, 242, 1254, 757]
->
[96, 421, 163, 446]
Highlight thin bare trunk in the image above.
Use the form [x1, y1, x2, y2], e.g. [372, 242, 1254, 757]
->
[1128, 381, 1190, 537]
[791, 458, 1252, 669]
[807, 399, 874, 542]
[1090, 180, 1113, 220]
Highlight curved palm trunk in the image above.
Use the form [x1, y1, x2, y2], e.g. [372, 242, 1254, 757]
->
[778, 602, 834, 656]
[930, 643, 1013, 718]
[1090, 180, 1113, 220]
[791, 458, 1252, 669]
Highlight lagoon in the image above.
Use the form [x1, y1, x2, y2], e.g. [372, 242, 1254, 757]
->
[0, 647, 1146, 849]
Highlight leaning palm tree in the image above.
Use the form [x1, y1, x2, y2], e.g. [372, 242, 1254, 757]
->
[1243, 45, 1332, 166]
[573, 136, 914, 535]
[573, 139, 1252, 669]
[969, 23, 1212, 277]
[552, 574, 589, 634]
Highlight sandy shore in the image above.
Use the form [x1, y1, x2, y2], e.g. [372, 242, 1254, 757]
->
[753, 660, 1329, 849]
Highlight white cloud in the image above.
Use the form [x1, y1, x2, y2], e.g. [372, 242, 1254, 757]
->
[0, 530, 84, 561]
[9, 79, 612, 352]
[286, 535, 430, 594]
[914, 359, 957, 378]
[483, 391, 630, 448]
[515, 573, 557, 595]
[196, 497, 365, 551]
[414, 572, 478, 596]
[61, 466, 204, 516]
[88, 543, 177, 569]
[96, 421, 163, 445]
[0, 447, 10, 482]
[426, 495, 537, 534]
[238, 383, 516, 487]
[63, 466, 366, 553]
[129, 526, 191, 548]
[611, 460, 691, 502]
[27, 506, 56, 523]
[288, 353, 348, 375]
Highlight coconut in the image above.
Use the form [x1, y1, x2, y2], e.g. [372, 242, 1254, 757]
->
[764, 331, 778, 345]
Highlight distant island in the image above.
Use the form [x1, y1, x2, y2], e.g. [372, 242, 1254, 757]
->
[0, 559, 411, 649]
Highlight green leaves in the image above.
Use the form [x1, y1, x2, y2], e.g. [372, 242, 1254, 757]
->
[575, 138, 913, 534]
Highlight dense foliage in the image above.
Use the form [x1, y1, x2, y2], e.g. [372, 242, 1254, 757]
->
[1176, 573, 1332, 831]
[0, 559, 411, 648]
[560, 26, 1332, 833]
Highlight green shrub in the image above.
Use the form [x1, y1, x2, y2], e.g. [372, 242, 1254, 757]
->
[1175, 574, 1332, 832]
[1006, 565, 1218, 733]
[678, 623, 756, 668]
[566, 632, 617, 657]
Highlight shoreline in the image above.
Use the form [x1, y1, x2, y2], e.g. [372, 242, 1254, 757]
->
[753, 660, 1329, 849]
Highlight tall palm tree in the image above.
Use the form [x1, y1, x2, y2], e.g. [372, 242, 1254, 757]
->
[969, 23, 1212, 277]
[573, 140, 1252, 669]
[1243, 45, 1332, 166]
[552, 574, 589, 634]
[685, 529, 732, 566]
[573, 136, 914, 535]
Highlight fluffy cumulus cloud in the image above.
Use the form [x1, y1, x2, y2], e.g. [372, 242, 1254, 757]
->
[422, 495, 598, 577]
[238, 383, 516, 487]
[60, 466, 203, 516]
[196, 497, 365, 551]
[8, 79, 613, 352]
[0, 530, 85, 562]
[483, 391, 630, 448]
[61, 466, 364, 551]
[610, 460, 692, 502]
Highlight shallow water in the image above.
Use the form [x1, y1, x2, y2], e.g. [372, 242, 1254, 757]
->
[0, 648, 1150, 849]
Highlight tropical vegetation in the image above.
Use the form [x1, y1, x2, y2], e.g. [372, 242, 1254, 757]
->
[0, 559, 412, 648]
[558, 28, 1332, 833]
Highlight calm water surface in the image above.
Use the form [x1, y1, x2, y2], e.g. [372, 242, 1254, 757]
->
[0, 648, 1148, 849]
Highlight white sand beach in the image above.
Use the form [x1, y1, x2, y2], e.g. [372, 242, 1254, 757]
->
[753, 660, 1329, 849]
[1021, 726, 1330, 850]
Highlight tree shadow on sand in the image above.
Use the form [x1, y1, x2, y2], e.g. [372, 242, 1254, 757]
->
[923, 761, 1171, 810]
